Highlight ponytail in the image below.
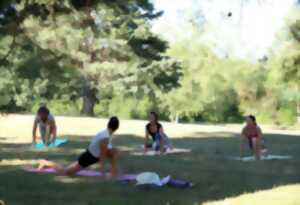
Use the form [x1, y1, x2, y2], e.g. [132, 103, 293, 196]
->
[249, 115, 257, 125]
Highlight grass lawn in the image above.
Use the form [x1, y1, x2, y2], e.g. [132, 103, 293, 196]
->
[0, 115, 300, 205]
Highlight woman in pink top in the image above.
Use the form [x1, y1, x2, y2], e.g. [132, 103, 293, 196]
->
[240, 115, 263, 160]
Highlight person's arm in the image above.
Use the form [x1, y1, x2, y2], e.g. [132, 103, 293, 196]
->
[144, 129, 150, 153]
[257, 126, 263, 139]
[159, 127, 165, 154]
[255, 127, 263, 160]
[99, 138, 109, 173]
[32, 119, 38, 144]
[50, 120, 57, 143]
[240, 128, 246, 158]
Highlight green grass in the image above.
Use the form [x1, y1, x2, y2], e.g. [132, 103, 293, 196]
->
[203, 184, 300, 205]
[1, 130, 300, 205]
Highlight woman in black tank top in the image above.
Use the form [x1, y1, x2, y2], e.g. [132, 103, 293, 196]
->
[146, 122, 162, 141]
[144, 112, 172, 153]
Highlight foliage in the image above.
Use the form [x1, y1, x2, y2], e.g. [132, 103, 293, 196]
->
[0, 0, 300, 125]
[0, 0, 181, 116]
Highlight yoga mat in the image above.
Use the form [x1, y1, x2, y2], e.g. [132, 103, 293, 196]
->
[168, 178, 194, 188]
[131, 148, 191, 156]
[24, 167, 137, 181]
[24, 168, 192, 188]
[32, 138, 68, 149]
[231, 155, 292, 161]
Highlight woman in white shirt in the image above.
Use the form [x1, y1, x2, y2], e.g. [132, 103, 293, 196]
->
[37, 117, 120, 177]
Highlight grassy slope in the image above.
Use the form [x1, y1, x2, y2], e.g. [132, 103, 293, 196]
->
[0, 115, 300, 205]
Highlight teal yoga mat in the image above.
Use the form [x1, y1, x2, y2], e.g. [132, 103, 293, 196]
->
[231, 155, 292, 161]
[32, 138, 68, 149]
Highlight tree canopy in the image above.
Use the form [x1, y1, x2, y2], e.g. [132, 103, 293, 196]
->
[0, 0, 181, 116]
[0, 0, 299, 125]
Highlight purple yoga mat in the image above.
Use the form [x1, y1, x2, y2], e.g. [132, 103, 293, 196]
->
[168, 179, 193, 188]
[25, 168, 192, 188]
[25, 168, 137, 181]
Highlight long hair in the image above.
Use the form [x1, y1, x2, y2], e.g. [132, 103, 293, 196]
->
[150, 111, 159, 123]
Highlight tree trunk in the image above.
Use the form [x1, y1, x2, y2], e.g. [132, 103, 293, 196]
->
[297, 85, 300, 124]
[175, 112, 179, 124]
[81, 85, 97, 116]
[171, 112, 179, 123]
[297, 101, 300, 124]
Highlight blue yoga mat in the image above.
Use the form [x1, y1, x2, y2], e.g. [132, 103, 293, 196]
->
[32, 138, 68, 149]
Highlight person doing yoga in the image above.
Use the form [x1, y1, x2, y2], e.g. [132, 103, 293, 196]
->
[38, 117, 120, 177]
[144, 112, 173, 154]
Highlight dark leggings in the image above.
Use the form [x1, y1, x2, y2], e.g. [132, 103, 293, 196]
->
[145, 133, 163, 151]
[248, 137, 253, 150]
[152, 133, 172, 151]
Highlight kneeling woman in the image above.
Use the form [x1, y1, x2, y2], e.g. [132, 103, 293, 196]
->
[38, 117, 120, 177]
[144, 112, 173, 153]
[240, 115, 266, 160]
[32, 106, 57, 146]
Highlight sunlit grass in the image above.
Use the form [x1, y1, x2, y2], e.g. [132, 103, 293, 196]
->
[0, 114, 300, 205]
[1, 114, 299, 143]
[203, 184, 300, 205]
[0, 159, 39, 166]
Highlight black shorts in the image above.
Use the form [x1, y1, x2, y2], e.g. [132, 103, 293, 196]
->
[78, 150, 99, 168]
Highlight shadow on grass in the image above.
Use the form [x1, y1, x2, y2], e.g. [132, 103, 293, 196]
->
[0, 132, 300, 205]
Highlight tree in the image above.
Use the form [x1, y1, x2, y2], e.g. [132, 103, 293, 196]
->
[0, 0, 181, 115]
[289, 20, 300, 84]
[164, 40, 245, 123]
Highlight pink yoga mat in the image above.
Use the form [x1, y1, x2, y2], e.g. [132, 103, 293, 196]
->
[25, 168, 137, 181]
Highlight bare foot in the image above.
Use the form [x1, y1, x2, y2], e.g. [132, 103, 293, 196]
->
[37, 159, 47, 170]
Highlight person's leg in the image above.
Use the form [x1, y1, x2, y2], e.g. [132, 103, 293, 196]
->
[153, 133, 162, 152]
[150, 135, 156, 149]
[40, 126, 50, 146]
[44, 126, 51, 146]
[145, 143, 153, 148]
[37, 160, 82, 175]
[64, 162, 82, 175]
[240, 136, 246, 158]
[253, 138, 261, 160]
[162, 134, 173, 149]
[106, 148, 119, 177]
[248, 137, 253, 151]
[38, 159, 64, 172]
[260, 138, 267, 154]
[39, 126, 46, 144]
[151, 135, 156, 143]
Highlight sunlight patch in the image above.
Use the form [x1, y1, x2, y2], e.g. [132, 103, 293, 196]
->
[117, 146, 136, 151]
[54, 176, 85, 184]
[0, 159, 38, 166]
[68, 148, 85, 155]
[202, 184, 300, 205]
